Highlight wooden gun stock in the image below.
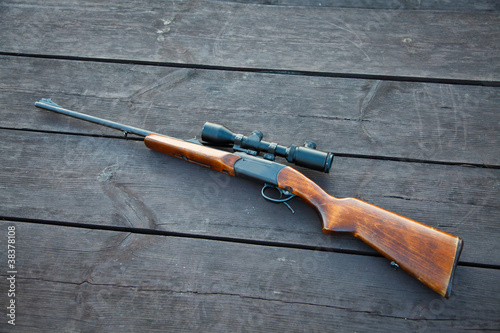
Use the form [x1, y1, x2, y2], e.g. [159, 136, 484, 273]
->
[144, 134, 241, 175]
[277, 167, 463, 298]
[145, 133, 463, 298]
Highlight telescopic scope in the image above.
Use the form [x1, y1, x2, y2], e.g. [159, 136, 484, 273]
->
[201, 122, 334, 173]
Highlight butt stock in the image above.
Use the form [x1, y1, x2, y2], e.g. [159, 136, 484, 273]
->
[277, 167, 463, 298]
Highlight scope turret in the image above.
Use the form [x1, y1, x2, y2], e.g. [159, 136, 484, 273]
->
[201, 122, 333, 173]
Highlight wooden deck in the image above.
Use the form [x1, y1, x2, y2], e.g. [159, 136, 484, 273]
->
[1, 0, 499, 331]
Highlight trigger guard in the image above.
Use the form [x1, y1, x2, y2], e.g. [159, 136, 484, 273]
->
[261, 184, 295, 203]
[261, 184, 297, 214]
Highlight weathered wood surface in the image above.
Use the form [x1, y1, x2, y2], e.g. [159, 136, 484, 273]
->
[215, 0, 500, 11]
[1, 0, 499, 82]
[0, 221, 499, 332]
[2, 56, 499, 166]
[0, 0, 499, 331]
[0, 129, 498, 267]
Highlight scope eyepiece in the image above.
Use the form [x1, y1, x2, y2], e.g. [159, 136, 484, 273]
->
[201, 122, 333, 173]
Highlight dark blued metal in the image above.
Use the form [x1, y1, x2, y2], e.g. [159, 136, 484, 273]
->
[261, 183, 297, 213]
[261, 183, 296, 203]
[35, 98, 158, 138]
[201, 122, 334, 173]
[233, 153, 286, 185]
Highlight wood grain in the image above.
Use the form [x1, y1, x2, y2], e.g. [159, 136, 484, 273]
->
[144, 134, 240, 176]
[277, 166, 463, 297]
[0, 1, 499, 81]
[0, 221, 499, 332]
[214, 0, 500, 11]
[0, 129, 498, 266]
[1, 0, 499, 329]
[1, 56, 499, 166]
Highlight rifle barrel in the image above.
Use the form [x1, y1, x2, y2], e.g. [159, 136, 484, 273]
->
[35, 98, 156, 138]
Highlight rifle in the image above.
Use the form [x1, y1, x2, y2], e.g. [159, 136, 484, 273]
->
[35, 98, 463, 298]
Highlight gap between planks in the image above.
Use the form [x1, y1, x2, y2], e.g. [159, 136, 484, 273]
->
[2, 215, 498, 271]
[1, 126, 498, 170]
[1, 52, 498, 88]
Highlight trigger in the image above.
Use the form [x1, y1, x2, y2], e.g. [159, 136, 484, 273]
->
[261, 183, 297, 214]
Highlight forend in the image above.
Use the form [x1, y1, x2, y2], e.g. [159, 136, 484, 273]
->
[144, 134, 288, 186]
[201, 122, 334, 173]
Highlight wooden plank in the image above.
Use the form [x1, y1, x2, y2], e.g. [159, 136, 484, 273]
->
[0, 129, 498, 266]
[215, 0, 500, 11]
[1, 56, 499, 166]
[0, 221, 498, 332]
[0, 1, 498, 81]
